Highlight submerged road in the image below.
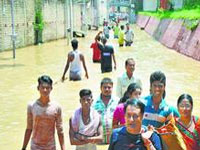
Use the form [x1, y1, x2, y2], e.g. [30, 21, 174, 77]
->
[0, 24, 200, 150]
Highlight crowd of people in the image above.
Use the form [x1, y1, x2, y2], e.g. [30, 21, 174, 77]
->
[21, 23, 200, 150]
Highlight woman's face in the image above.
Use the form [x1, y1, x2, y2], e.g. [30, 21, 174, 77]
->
[129, 88, 142, 99]
[178, 98, 192, 118]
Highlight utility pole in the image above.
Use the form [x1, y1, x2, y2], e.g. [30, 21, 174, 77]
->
[10, 0, 16, 59]
[83, 0, 86, 32]
[69, 0, 73, 38]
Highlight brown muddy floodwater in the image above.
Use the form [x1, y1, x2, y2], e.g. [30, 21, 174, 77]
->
[0, 25, 200, 150]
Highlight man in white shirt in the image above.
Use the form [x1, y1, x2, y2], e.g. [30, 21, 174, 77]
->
[69, 89, 103, 150]
[61, 39, 89, 81]
[125, 23, 134, 46]
[116, 58, 142, 98]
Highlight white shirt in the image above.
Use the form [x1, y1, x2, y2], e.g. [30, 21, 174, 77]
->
[70, 50, 82, 73]
[125, 29, 134, 42]
[116, 72, 142, 98]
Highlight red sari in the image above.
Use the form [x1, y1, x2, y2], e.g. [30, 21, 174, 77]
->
[175, 116, 200, 150]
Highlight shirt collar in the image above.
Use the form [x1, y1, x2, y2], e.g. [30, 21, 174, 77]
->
[124, 72, 134, 80]
[36, 99, 50, 107]
[149, 95, 166, 109]
[97, 94, 114, 106]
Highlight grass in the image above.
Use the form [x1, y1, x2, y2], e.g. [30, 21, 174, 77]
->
[138, 7, 200, 20]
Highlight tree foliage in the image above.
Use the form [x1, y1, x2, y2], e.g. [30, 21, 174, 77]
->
[34, 0, 44, 31]
[184, 0, 200, 9]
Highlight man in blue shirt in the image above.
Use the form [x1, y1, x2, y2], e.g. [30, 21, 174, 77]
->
[108, 99, 162, 150]
[142, 71, 179, 128]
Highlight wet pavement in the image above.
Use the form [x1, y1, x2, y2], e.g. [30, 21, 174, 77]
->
[0, 25, 200, 150]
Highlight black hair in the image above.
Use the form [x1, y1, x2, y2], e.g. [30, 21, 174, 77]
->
[150, 71, 166, 98]
[100, 77, 113, 87]
[79, 89, 92, 98]
[120, 25, 124, 30]
[119, 83, 142, 104]
[38, 75, 53, 86]
[177, 93, 193, 109]
[101, 36, 107, 44]
[96, 35, 101, 41]
[125, 58, 135, 66]
[71, 39, 78, 50]
[124, 99, 145, 115]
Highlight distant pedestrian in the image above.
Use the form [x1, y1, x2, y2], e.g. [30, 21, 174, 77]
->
[97, 37, 116, 73]
[103, 22, 110, 39]
[103, 18, 106, 26]
[90, 32, 102, 63]
[62, 39, 89, 81]
[113, 23, 120, 39]
[125, 23, 134, 46]
[118, 25, 125, 47]
[21, 75, 65, 150]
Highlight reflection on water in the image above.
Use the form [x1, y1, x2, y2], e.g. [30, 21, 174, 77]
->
[0, 25, 200, 150]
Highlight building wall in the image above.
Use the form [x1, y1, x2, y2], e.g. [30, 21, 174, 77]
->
[42, 0, 66, 42]
[0, 0, 96, 51]
[143, 0, 158, 11]
[0, 0, 67, 51]
[0, 0, 35, 51]
[73, 4, 81, 31]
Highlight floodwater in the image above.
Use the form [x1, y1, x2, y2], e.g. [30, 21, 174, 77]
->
[0, 25, 200, 150]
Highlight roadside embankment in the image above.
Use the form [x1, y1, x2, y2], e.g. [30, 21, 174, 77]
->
[136, 14, 200, 61]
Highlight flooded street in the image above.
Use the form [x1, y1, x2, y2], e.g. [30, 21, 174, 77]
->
[0, 25, 200, 150]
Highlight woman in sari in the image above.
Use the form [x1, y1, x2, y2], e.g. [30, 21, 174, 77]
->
[175, 94, 200, 150]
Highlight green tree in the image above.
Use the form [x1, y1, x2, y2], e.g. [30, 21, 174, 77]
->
[34, 0, 44, 44]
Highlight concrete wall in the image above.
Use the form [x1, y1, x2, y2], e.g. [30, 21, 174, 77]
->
[0, 0, 35, 51]
[0, 0, 69, 51]
[136, 15, 200, 61]
[98, 0, 108, 25]
[42, 0, 66, 42]
[143, 0, 157, 11]
[153, 19, 171, 41]
[173, 0, 183, 10]
[186, 24, 200, 60]
[73, 4, 81, 31]
[145, 17, 160, 36]
[161, 19, 184, 49]
[136, 15, 150, 29]
[0, 0, 96, 51]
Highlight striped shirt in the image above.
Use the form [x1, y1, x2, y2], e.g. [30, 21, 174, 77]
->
[142, 95, 173, 128]
[92, 95, 119, 144]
